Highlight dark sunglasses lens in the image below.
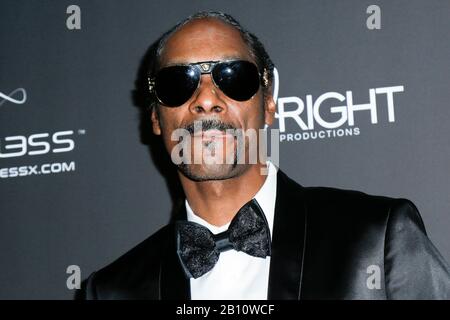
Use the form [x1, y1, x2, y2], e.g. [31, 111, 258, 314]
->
[155, 66, 199, 106]
[212, 61, 260, 101]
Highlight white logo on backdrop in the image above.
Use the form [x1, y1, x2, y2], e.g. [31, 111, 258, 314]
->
[0, 87, 84, 179]
[0, 88, 27, 106]
[272, 68, 404, 142]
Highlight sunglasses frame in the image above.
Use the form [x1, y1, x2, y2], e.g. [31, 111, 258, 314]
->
[148, 60, 269, 107]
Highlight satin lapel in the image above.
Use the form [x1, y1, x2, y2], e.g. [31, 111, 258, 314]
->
[268, 170, 307, 300]
[160, 204, 191, 300]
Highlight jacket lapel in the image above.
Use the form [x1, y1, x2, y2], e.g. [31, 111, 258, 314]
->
[159, 204, 191, 300]
[268, 170, 307, 300]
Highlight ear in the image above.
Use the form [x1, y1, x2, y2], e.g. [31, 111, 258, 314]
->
[151, 107, 162, 135]
[264, 94, 276, 126]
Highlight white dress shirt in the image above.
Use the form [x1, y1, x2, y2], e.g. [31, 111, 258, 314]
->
[185, 161, 278, 300]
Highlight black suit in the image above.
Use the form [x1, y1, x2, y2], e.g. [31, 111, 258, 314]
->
[84, 170, 450, 299]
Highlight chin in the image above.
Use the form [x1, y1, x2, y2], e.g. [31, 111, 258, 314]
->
[177, 163, 248, 182]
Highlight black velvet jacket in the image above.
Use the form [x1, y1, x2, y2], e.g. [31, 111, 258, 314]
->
[84, 170, 450, 299]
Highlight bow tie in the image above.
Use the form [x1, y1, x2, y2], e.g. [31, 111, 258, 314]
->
[175, 199, 272, 279]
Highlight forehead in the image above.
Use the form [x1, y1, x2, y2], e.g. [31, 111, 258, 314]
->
[159, 18, 254, 66]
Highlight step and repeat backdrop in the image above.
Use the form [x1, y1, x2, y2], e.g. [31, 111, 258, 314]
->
[1, 0, 449, 299]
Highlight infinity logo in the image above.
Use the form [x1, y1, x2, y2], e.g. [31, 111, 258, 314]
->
[0, 88, 27, 106]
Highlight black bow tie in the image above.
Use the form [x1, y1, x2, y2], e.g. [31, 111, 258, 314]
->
[175, 199, 272, 279]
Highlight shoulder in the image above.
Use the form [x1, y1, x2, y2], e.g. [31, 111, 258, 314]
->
[278, 169, 419, 228]
[307, 185, 423, 232]
[305, 185, 398, 214]
[84, 224, 173, 299]
[98, 224, 172, 274]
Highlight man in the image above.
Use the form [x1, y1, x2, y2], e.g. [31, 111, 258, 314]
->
[83, 11, 450, 299]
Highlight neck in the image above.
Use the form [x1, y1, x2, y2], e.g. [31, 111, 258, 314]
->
[179, 163, 268, 226]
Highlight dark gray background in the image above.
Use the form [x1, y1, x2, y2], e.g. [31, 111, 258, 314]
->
[1, 0, 449, 299]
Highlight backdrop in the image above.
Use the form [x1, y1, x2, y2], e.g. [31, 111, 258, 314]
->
[1, 0, 449, 299]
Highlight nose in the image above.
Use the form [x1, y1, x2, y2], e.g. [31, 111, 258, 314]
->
[188, 74, 226, 114]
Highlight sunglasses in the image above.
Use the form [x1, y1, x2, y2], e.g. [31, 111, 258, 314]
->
[148, 60, 266, 107]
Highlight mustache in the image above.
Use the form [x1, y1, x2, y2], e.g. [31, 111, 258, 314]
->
[181, 119, 237, 135]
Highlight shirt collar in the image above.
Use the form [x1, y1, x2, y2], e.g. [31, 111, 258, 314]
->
[185, 161, 278, 236]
